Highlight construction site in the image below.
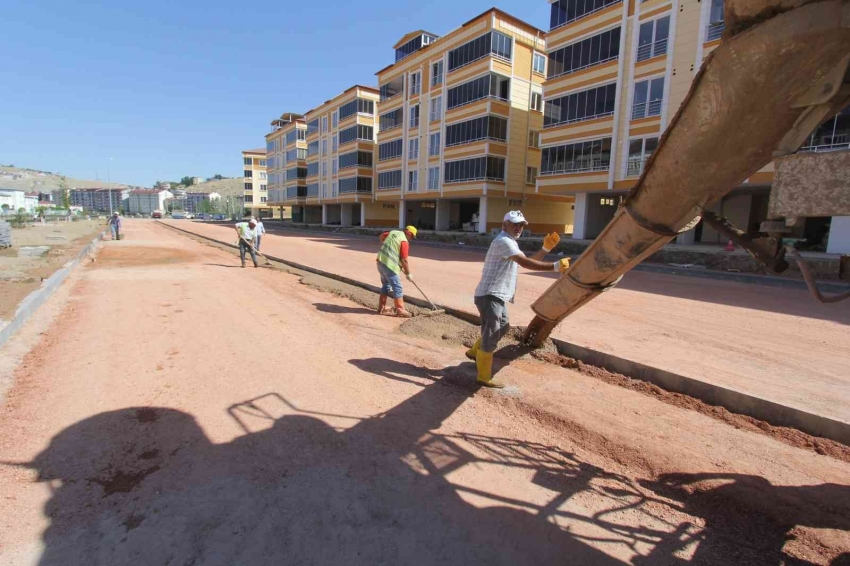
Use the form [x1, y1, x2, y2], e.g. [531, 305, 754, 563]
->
[1, 0, 850, 563]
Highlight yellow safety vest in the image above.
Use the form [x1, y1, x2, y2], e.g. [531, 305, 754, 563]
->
[377, 230, 407, 275]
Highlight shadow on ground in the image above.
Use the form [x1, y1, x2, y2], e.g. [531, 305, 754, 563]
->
[26, 363, 849, 565]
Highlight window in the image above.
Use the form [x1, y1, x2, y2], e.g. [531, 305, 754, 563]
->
[395, 34, 437, 62]
[533, 53, 546, 74]
[307, 119, 319, 135]
[244, 170, 253, 178]
[631, 77, 664, 119]
[308, 141, 319, 157]
[380, 108, 404, 131]
[409, 104, 420, 128]
[260, 196, 267, 203]
[244, 183, 253, 191]
[432, 61, 444, 86]
[380, 76, 405, 101]
[339, 150, 373, 169]
[541, 137, 612, 175]
[448, 31, 512, 72]
[544, 83, 617, 127]
[265, 141, 274, 153]
[526, 167, 538, 184]
[429, 132, 441, 156]
[322, 139, 328, 154]
[408, 171, 419, 192]
[706, 0, 725, 41]
[339, 125, 373, 145]
[243, 157, 252, 165]
[550, 0, 622, 30]
[259, 171, 267, 180]
[409, 72, 421, 96]
[531, 92, 543, 112]
[338, 176, 372, 194]
[379, 139, 403, 161]
[307, 162, 319, 177]
[332, 157, 338, 174]
[259, 159, 266, 167]
[322, 162, 327, 177]
[332, 111, 339, 129]
[409, 138, 419, 160]
[378, 170, 403, 190]
[637, 17, 670, 62]
[528, 130, 540, 148]
[445, 115, 508, 146]
[244, 194, 253, 203]
[332, 135, 338, 152]
[627, 137, 658, 176]
[285, 129, 307, 144]
[339, 98, 375, 120]
[800, 106, 850, 151]
[322, 183, 327, 198]
[428, 166, 440, 190]
[447, 73, 510, 109]
[285, 148, 306, 162]
[547, 28, 621, 79]
[429, 96, 442, 122]
[306, 183, 319, 198]
[444, 156, 506, 183]
[286, 167, 308, 180]
[322, 116, 328, 133]
[332, 181, 338, 195]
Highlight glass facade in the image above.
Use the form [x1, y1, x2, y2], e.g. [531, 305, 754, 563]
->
[444, 156, 506, 183]
[448, 32, 512, 72]
[541, 138, 612, 174]
[447, 73, 510, 109]
[547, 28, 621, 79]
[445, 115, 508, 146]
[544, 83, 617, 127]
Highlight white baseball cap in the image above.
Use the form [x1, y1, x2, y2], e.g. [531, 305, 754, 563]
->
[503, 210, 528, 224]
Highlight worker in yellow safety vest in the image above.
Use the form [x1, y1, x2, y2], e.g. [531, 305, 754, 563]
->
[376, 226, 417, 318]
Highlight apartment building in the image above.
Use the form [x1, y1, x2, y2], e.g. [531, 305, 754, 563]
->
[371, 9, 576, 234]
[242, 148, 270, 218]
[185, 191, 220, 214]
[536, 0, 849, 249]
[70, 188, 127, 213]
[127, 189, 173, 215]
[265, 115, 311, 222]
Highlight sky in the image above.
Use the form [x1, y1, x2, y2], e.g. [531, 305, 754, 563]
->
[0, 0, 550, 187]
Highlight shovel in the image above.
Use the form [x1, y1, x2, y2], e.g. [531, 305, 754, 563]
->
[409, 279, 445, 317]
[239, 237, 273, 266]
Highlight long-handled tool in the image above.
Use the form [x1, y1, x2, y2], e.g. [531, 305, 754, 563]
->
[239, 237, 273, 266]
[409, 279, 445, 317]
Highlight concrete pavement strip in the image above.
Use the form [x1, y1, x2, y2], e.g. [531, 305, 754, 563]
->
[158, 221, 849, 446]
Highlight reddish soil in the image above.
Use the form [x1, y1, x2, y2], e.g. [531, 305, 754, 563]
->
[0, 220, 848, 566]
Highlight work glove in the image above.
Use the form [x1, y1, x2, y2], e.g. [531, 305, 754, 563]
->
[553, 258, 571, 273]
[542, 232, 561, 252]
[406, 273, 414, 282]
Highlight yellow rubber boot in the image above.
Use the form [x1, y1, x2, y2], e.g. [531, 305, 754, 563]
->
[465, 337, 481, 361]
[475, 351, 504, 389]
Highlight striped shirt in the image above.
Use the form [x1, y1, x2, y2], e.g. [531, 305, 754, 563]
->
[474, 231, 525, 302]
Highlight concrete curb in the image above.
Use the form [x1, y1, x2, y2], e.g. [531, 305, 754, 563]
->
[160, 221, 850, 446]
[0, 232, 105, 349]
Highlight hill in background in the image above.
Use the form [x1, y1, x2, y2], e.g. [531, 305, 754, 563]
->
[185, 177, 243, 198]
[0, 166, 134, 192]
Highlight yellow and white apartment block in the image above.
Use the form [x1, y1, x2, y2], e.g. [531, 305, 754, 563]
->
[538, 0, 778, 242]
[266, 114, 312, 222]
[241, 148, 275, 219]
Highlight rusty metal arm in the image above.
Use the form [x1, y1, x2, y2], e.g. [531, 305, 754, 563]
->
[522, 0, 850, 346]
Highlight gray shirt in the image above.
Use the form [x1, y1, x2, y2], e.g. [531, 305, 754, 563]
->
[474, 231, 525, 302]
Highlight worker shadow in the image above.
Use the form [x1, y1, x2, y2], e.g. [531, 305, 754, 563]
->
[313, 302, 377, 315]
[635, 473, 850, 565]
[348, 357, 471, 388]
[203, 263, 243, 268]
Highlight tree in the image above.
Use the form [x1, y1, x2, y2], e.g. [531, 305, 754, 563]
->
[212, 174, 224, 180]
[1, 204, 9, 210]
[180, 176, 194, 187]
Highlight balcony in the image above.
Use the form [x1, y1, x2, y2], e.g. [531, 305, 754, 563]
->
[338, 185, 372, 195]
[286, 187, 307, 200]
[626, 158, 648, 177]
[706, 21, 725, 42]
[636, 38, 667, 62]
[631, 99, 663, 120]
[306, 185, 319, 198]
[540, 158, 611, 176]
[799, 136, 850, 153]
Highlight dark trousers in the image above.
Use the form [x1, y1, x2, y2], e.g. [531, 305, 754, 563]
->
[239, 239, 258, 266]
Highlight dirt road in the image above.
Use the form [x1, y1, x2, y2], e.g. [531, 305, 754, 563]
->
[1, 220, 848, 565]
[160, 220, 850, 426]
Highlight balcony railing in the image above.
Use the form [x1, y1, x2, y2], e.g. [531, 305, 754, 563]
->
[338, 186, 372, 195]
[631, 99, 663, 120]
[799, 138, 850, 153]
[636, 38, 667, 62]
[706, 21, 725, 42]
[626, 158, 649, 177]
[540, 159, 611, 176]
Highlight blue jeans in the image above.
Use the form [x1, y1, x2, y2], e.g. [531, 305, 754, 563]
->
[255, 235, 262, 251]
[110, 225, 119, 239]
[377, 262, 403, 299]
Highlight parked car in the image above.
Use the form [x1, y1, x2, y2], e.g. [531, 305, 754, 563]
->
[212, 214, 226, 221]
[171, 211, 185, 219]
[151, 210, 163, 219]
[195, 213, 207, 220]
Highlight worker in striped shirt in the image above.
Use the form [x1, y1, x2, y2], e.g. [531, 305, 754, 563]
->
[467, 211, 570, 388]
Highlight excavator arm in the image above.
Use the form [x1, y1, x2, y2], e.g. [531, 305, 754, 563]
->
[524, 0, 850, 346]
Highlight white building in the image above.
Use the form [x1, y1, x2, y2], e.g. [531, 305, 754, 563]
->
[0, 188, 37, 213]
[127, 189, 173, 215]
